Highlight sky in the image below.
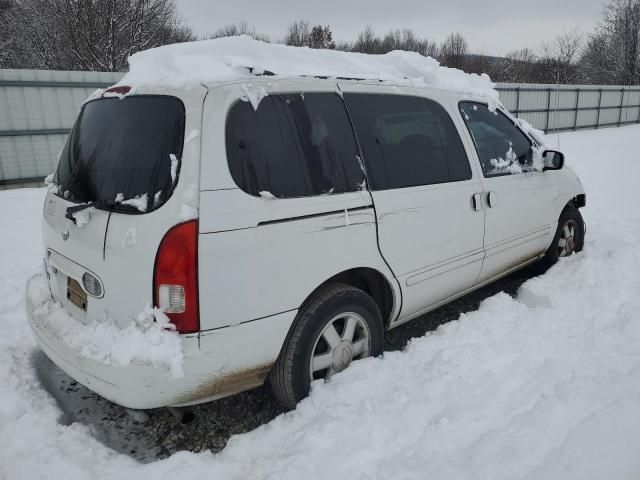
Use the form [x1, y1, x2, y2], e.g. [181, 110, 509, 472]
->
[175, 0, 606, 57]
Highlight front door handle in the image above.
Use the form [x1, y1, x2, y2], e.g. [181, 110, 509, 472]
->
[472, 193, 482, 211]
[487, 191, 498, 208]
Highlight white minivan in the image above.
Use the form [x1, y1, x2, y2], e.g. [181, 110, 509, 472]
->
[26, 57, 585, 410]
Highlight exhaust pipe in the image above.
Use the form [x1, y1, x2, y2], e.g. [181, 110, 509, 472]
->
[166, 406, 195, 425]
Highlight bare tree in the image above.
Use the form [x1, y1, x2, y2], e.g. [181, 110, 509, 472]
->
[0, 0, 18, 67]
[379, 29, 438, 57]
[581, 0, 640, 84]
[440, 32, 468, 69]
[538, 30, 584, 83]
[500, 48, 539, 83]
[5, 0, 193, 71]
[352, 26, 382, 53]
[580, 31, 617, 83]
[285, 20, 311, 47]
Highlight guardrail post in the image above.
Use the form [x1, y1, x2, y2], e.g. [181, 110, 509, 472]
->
[618, 88, 625, 126]
[574, 88, 580, 131]
[595, 88, 603, 129]
[515, 87, 521, 117]
[546, 88, 552, 133]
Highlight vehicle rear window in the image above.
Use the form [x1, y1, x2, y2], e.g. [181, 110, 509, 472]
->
[344, 93, 472, 190]
[55, 96, 185, 213]
[226, 93, 363, 198]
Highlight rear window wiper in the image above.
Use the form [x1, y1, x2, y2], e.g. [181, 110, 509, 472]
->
[65, 200, 119, 223]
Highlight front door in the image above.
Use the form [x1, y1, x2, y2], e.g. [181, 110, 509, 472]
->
[458, 102, 557, 282]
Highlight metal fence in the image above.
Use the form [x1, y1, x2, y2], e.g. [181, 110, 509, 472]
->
[0, 69, 123, 188]
[2, 68, 640, 188]
[497, 83, 640, 133]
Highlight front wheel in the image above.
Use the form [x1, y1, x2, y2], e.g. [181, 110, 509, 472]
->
[270, 283, 384, 409]
[536, 205, 585, 272]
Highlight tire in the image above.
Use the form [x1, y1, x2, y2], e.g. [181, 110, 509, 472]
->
[534, 205, 585, 273]
[270, 283, 384, 409]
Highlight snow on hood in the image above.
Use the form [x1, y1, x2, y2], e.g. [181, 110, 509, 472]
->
[117, 36, 500, 107]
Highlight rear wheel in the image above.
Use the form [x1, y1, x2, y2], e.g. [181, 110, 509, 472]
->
[535, 205, 584, 272]
[270, 283, 384, 409]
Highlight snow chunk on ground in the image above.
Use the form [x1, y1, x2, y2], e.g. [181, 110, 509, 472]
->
[117, 36, 500, 108]
[27, 274, 184, 378]
[121, 194, 148, 212]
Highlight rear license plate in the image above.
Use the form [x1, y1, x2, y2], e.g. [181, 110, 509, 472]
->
[67, 277, 87, 311]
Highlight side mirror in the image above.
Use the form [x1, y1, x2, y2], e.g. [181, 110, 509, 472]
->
[543, 150, 564, 171]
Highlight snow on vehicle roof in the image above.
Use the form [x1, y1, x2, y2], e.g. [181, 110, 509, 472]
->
[116, 36, 500, 107]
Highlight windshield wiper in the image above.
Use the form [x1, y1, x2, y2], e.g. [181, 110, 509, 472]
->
[65, 200, 119, 223]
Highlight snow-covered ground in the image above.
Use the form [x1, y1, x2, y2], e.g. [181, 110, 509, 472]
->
[2, 125, 640, 479]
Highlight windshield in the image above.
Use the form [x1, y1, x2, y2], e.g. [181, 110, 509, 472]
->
[55, 96, 185, 213]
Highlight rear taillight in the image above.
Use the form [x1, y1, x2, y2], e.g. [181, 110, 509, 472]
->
[153, 220, 199, 334]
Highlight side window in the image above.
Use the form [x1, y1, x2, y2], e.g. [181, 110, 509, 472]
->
[226, 92, 363, 198]
[460, 102, 534, 177]
[343, 93, 471, 190]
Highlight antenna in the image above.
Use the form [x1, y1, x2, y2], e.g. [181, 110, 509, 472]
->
[555, 65, 561, 149]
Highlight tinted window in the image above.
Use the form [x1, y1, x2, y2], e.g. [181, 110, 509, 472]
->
[344, 93, 471, 190]
[460, 102, 533, 177]
[55, 96, 185, 213]
[226, 93, 363, 198]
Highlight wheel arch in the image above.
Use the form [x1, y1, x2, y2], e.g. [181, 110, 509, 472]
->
[564, 194, 586, 212]
[299, 267, 399, 330]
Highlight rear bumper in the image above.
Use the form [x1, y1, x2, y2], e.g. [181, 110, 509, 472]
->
[26, 274, 295, 409]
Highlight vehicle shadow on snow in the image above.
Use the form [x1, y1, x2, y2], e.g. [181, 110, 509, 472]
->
[33, 267, 534, 463]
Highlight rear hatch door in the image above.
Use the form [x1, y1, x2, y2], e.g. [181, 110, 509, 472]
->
[42, 89, 204, 328]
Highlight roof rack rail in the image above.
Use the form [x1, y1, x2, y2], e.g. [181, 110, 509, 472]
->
[243, 68, 405, 83]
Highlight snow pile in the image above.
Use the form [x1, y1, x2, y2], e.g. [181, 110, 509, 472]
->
[516, 117, 547, 146]
[489, 144, 523, 174]
[488, 144, 545, 175]
[169, 154, 179, 184]
[121, 228, 136, 248]
[178, 184, 198, 221]
[27, 274, 184, 378]
[117, 36, 500, 107]
[2, 126, 640, 478]
[120, 193, 148, 212]
[71, 206, 94, 227]
[258, 190, 276, 199]
[241, 83, 268, 110]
